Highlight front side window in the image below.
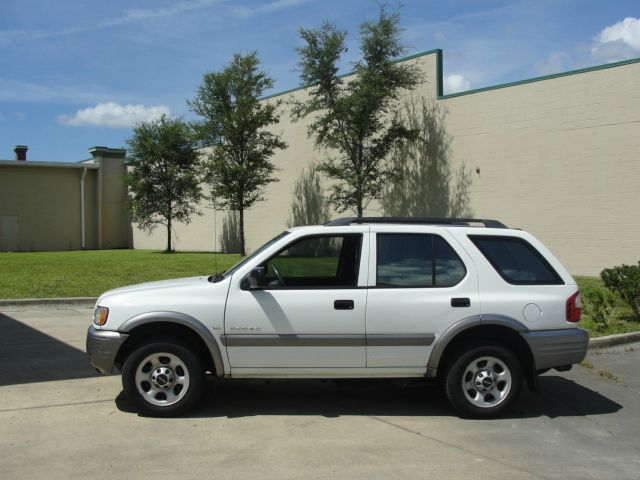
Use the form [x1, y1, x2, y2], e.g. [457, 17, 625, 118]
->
[262, 234, 362, 288]
[376, 234, 466, 288]
[469, 235, 563, 285]
[222, 231, 290, 279]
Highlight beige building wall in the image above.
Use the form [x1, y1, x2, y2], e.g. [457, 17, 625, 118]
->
[132, 50, 640, 276]
[92, 148, 130, 249]
[0, 147, 129, 252]
[0, 163, 97, 251]
[430, 53, 640, 276]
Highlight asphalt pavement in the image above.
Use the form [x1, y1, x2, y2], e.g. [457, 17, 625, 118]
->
[1, 307, 639, 480]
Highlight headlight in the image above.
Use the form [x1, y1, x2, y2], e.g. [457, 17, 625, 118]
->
[93, 306, 109, 326]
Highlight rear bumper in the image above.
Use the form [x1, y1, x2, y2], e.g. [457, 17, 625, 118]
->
[522, 328, 589, 371]
[86, 325, 128, 374]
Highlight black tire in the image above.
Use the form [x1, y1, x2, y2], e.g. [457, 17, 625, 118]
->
[122, 341, 204, 417]
[445, 343, 522, 419]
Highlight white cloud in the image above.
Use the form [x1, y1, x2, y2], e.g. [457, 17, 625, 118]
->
[0, 0, 223, 47]
[0, 79, 111, 103]
[58, 102, 170, 128]
[0, 0, 309, 47]
[597, 17, 640, 49]
[534, 52, 569, 75]
[444, 74, 471, 94]
[102, 0, 223, 27]
[228, 0, 310, 18]
[591, 17, 640, 62]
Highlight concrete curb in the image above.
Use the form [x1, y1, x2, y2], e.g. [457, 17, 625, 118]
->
[589, 331, 640, 349]
[0, 297, 97, 312]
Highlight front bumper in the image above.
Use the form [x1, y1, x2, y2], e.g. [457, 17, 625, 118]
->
[86, 325, 128, 374]
[522, 328, 589, 371]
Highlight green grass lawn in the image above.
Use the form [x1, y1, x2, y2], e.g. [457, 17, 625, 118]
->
[0, 251, 637, 337]
[0, 250, 241, 299]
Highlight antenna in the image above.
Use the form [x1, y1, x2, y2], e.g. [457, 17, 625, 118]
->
[213, 199, 218, 274]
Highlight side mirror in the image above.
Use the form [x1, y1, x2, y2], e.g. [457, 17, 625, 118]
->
[243, 266, 265, 290]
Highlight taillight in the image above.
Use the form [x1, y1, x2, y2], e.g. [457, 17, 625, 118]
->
[566, 291, 581, 323]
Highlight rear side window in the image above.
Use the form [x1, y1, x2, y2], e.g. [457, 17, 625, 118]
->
[377, 234, 466, 288]
[469, 235, 563, 285]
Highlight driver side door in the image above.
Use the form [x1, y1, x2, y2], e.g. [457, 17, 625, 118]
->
[224, 231, 369, 373]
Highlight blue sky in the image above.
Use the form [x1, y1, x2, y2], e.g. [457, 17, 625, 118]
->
[1, 0, 639, 162]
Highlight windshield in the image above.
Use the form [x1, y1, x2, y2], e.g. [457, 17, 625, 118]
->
[214, 231, 290, 280]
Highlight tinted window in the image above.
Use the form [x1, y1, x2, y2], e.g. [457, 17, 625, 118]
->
[377, 234, 466, 288]
[263, 235, 361, 288]
[434, 236, 467, 287]
[223, 231, 290, 278]
[377, 234, 433, 287]
[469, 235, 563, 285]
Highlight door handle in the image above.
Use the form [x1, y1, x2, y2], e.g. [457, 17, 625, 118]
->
[334, 299, 354, 310]
[451, 297, 471, 307]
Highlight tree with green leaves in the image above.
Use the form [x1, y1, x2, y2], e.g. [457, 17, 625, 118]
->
[189, 51, 287, 256]
[125, 115, 202, 253]
[293, 7, 422, 216]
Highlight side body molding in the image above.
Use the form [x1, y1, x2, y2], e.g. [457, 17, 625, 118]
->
[425, 314, 529, 377]
[119, 311, 225, 377]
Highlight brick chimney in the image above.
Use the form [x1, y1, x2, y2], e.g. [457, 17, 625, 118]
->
[14, 145, 28, 161]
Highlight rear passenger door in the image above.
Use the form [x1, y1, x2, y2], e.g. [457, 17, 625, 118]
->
[365, 227, 480, 368]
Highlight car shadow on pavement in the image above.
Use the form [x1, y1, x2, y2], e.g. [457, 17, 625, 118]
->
[0, 312, 99, 386]
[114, 374, 622, 419]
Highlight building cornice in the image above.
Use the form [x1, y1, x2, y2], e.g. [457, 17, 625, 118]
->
[0, 160, 99, 169]
[261, 48, 640, 101]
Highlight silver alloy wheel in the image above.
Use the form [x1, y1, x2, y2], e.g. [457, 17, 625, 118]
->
[461, 355, 512, 408]
[134, 352, 190, 407]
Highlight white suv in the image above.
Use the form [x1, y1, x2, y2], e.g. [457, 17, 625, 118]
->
[86, 217, 588, 418]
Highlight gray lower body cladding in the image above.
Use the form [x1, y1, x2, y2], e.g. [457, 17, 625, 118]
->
[86, 325, 128, 374]
[522, 328, 589, 370]
[221, 334, 435, 347]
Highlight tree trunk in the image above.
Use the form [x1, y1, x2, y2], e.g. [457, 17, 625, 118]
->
[356, 192, 363, 217]
[166, 215, 173, 253]
[239, 206, 246, 256]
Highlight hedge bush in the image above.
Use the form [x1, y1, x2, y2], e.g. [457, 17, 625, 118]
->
[600, 262, 640, 319]
[581, 285, 616, 330]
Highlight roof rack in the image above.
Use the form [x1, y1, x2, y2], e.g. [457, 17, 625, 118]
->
[323, 216, 508, 229]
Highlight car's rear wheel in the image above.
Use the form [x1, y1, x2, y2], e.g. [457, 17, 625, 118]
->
[122, 341, 204, 417]
[445, 343, 522, 418]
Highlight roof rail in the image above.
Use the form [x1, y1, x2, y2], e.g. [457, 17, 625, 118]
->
[323, 216, 508, 229]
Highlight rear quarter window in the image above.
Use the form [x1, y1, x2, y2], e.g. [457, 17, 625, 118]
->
[468, 235, 563, 285]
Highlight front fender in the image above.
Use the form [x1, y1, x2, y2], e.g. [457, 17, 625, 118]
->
[119, 311, 226, 377]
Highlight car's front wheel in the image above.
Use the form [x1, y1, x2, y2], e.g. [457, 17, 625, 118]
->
[122, 341, 204, 417]
[445, 343, 522, 418]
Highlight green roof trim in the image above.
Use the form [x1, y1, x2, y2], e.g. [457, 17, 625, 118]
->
[261, 47, 640, 101]
[439, 51, 640, 99]
[88, 146, 126, 159]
